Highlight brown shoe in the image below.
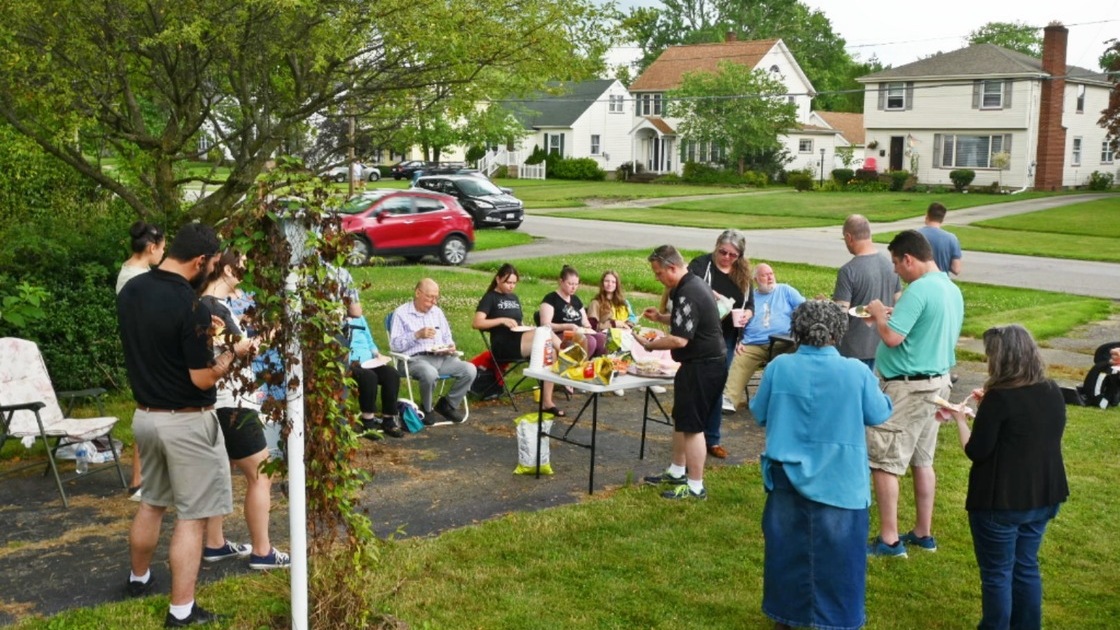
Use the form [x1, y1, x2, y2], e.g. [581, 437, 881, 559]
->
[707, 445, 728, 459]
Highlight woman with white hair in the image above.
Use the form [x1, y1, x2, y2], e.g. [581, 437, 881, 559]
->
[750, 300, 893, 630]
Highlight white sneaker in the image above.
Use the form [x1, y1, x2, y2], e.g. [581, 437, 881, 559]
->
[613, 389, 625, 397]
[722, 396, 736, 413]
[129, 488, 142, 502]
[648, 385, 667, 394]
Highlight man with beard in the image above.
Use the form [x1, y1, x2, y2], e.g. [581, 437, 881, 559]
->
[722, 264, 806, 411]
[117, 222, 258, 627]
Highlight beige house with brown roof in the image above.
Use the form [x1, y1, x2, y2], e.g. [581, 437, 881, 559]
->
[628, 35, 843, 178]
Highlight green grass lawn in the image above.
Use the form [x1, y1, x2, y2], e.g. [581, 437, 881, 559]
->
[543, 190, 1060, 229]
[495, 178, 747, 209]
[874, 197, 1120, 262]
[15, 404, 1118, 629]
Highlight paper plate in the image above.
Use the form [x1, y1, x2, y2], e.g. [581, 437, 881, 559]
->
[510, 325, 534, 332]
[848, 306, 871, 319]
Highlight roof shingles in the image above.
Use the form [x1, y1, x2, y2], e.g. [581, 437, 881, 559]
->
[630, 39, 780, 92]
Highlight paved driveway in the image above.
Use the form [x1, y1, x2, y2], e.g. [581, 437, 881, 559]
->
[475, 193, 1120, 299]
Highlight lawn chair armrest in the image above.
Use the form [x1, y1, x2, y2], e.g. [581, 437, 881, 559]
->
[58, 388, 108, 399]
[0, 401, 47, 413]
[58, 387, 108, 416]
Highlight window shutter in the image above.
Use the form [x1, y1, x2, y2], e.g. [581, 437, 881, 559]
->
[1003, 81, 1012, 109]
[905, 82, 915, 110]
[933, 134, 942, 168]
[560, 133, 565, 158]
[972, 81, 981, 109]
[1004, 134, 1012, 154]
[878, 84, 885, 110]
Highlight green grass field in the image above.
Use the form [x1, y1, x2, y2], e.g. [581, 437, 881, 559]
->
[874, 197, 1120, 262]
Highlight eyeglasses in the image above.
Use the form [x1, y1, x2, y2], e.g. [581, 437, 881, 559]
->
[716, 248, 740, 259]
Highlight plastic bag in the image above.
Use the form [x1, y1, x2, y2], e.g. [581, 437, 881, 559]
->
[514, 412, 554, 475]
[606, 328, 633, 353]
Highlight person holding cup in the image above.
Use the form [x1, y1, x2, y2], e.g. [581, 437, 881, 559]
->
[687, 229, 753, 458]
[936, 324, 1068, 629]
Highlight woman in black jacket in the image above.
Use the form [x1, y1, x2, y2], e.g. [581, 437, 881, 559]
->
[940, 324, 1069, 630]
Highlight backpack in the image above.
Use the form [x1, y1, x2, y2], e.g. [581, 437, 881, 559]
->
[397, 398, 426, 433]
[469, 367, 503, 400]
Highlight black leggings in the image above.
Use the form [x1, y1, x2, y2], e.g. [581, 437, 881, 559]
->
[351, 364, 401, 415]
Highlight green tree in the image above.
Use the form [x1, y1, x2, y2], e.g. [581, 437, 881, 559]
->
[667, 60, 797, 174]
[621, 0, 869, 112]
[967, 21, 1043, 57]
[0, 0, 613, 226]
[1101, 39, 1120, 153]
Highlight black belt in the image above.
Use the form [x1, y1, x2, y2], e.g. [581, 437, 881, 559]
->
[139, 405, 215, 413]
[883, 374, 944, 382]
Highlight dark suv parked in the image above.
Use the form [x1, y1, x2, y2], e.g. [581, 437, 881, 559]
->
[414, 174, 524, 229]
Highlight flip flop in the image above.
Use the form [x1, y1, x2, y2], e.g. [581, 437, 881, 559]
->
[541, 406, 567, 417]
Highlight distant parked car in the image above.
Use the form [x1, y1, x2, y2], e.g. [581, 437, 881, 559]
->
[324, 163, 381, 183]
[413, 174, 524, 229]
[390, 160, 427, 180]
[337, 189, 474, 265]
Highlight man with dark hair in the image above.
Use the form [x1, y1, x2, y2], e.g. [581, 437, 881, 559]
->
[834, 214, 902, 371]
[118, 222, 258, 626]
[918, 202, 962, 276]
[639, 245, 727, 500]
[864, 229, 963, 558]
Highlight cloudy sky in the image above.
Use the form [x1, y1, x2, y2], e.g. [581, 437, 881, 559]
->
[608, 0, 1117, 71]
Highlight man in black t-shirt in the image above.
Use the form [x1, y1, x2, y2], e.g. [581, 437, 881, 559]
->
[639, 245, 727, 500]
[117, 223, 257, 627]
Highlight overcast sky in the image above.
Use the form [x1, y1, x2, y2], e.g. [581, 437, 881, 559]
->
[608, 0, 1117, 72]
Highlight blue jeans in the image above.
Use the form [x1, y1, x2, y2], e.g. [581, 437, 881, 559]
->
[969, 504, 1061, 630]
[704, 336, 736, 447]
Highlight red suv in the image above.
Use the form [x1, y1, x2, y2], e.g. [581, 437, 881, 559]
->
[338, 189, 474, 265]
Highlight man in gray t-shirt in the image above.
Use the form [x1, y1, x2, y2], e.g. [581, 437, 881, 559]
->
[833, 215, 902, 369]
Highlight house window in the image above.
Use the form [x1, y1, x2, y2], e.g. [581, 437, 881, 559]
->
[590, 134, 601, 155]
[652, 94, 662, 116]
[1071, 137, 1081, 166]
[938, 134, 1010, 168]
[1103, 140, 1116, 164]
[546, 133, 564, 156]
[639, 93, 663, 116]
[198, 135, 211, 151]
[981, 81, 1003, 108]
[608, 94, 624, 113]
[680, 141, 724, 164]
[886, 82, 906, 110]
[1076, 86, 1086, 114]
[799, 139, 813, 153]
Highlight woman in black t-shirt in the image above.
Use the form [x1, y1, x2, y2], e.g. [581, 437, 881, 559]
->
[473, 263, 565, 415]
[539, 265, 606, 358]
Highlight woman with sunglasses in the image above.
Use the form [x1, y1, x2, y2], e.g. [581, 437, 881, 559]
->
[687, 229, 753, 459]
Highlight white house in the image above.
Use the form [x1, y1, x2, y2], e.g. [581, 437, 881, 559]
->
[856, 24, 1114, 190]
[627, 35, 839, 176]
[482, 79, 632, 177]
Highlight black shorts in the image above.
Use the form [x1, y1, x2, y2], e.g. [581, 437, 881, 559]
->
[672, 358, 728, 434]
[217, 407, 267, 461]
[491, 330, 528, 363]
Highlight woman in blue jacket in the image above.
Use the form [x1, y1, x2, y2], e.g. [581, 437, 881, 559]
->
[347, 312, 404, 438]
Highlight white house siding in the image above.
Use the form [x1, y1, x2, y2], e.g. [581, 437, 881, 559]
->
[1060, 82, 1118, 186]
[568, 83, 634, 172]
[785, 132, 842, 178]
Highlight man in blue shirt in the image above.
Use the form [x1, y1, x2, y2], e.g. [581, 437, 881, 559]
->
[865, 230, 964, 558]
[723, 264, 805, 412]
[917, 202, 962, 277]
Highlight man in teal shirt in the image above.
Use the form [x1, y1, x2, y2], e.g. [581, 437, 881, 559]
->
[865, 230, 964, 558]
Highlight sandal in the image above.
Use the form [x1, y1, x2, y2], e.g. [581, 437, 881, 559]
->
[541, 406, 567, 417]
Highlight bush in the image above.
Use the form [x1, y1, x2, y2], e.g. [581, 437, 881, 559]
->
[831, 169, 854, 187]
[617, 161, 643, 181]
[206, 146, 224, 164]
[787, 172, 813, 191]
[986, 181, 1002, 194]
[1088, 170, 1115, 191]
[949, 169, 976, 192]
[742, 170, 769, 187]
[546, 156, 606, 181]
[465, 145, 487, 163]
[846, 179, 889, 193]
[889, 170, 911, 191]
[681, 162, 767, 186]
[524, 145, 547, 166]
[854, 168, 879, 183]
[493, 165, 508, 179]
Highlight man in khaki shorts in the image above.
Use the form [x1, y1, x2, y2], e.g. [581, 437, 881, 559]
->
[117, 223, 258, 627]
[864, 230, 963, 558]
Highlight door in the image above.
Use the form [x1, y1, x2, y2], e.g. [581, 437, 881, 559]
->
[890, 136, 905, 171]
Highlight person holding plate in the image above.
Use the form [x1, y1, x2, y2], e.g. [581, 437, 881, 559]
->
[937, 325, 1068, 630]
[347, 304, 404, 438]
[539, 265, 606, 358]
[751, 300, 893, 630]
[473, 263, 565, 415]
[389, 278, 476, 422]
[833, 214, 902, 372]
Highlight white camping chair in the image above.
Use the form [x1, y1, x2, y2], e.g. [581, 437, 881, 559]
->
[0, 337, 127, 507]
[384, 312, 469, 422]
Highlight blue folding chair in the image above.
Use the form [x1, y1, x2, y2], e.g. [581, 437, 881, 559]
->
[384, 312, 469, 421]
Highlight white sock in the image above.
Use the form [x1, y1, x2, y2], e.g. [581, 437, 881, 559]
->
[129, 570, 150, 583]
[168, 601, 194, 620]
[687, 479, 704, 494]
[668, 464, 686, 477]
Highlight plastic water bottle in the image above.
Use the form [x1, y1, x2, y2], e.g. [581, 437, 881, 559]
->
[543, 338, 555, 367]
[74, 443, 90, 475]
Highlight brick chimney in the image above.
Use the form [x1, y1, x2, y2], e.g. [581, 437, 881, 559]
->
[725, 32, 737, 42]
[1034, 23, 1068, 191]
